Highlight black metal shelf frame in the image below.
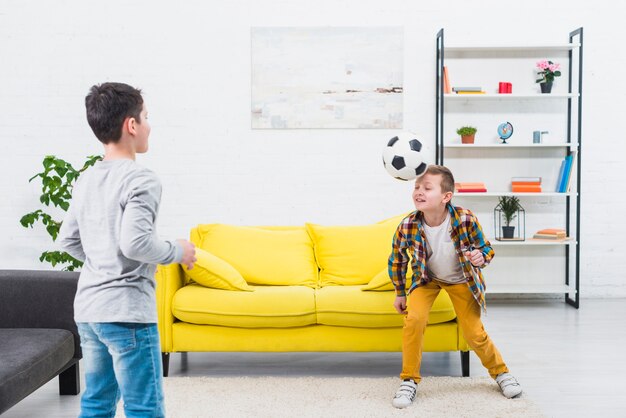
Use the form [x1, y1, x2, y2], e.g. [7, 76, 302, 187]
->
[435, 28, 583, 309]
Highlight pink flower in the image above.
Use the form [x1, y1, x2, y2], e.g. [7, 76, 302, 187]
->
[536, 60, 549, 70]
[548, 63, 560, 72]
[535, 60, 562, 84]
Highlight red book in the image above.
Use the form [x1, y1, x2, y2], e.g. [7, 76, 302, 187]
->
[457, 188, 487, 192]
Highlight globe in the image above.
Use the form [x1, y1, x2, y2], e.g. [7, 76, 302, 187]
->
[497, 121, 514, 144]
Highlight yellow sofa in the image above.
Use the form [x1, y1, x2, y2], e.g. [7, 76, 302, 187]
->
[156, 215, 470, 377]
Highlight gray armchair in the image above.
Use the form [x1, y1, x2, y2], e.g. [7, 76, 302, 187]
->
[0, 270, 81, 414]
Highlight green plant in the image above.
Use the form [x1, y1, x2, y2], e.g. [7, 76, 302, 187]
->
[20, 155, 102, 271]
[498, 196, 521, 226]
[456, 126, 477, 136]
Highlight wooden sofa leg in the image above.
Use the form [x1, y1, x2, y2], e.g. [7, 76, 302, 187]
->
[59, 361, 80, 395]
[162, 352, 170, 377]
[461, 351, 470, 377]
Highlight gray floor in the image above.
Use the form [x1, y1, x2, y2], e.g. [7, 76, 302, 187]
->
[4, 299, 626, 417]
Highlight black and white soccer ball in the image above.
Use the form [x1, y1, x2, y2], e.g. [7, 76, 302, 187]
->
[382, 133, 429, 181]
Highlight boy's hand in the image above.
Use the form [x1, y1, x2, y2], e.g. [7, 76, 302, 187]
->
[393, 296, 407, 314]
[465, 249, 484, 267]
[178, 239, 197, 270]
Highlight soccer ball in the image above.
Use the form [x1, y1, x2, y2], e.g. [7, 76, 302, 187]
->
[382, 133, 429, 181]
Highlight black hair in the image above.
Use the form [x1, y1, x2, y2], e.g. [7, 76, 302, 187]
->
[85, 82, 144, 144]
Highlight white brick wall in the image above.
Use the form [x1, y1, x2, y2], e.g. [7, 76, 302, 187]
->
[1, 0, 624, 297]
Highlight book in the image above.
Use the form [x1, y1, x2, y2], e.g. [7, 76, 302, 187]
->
[455, 182, 486, 188]
[558, 154, 573, 192]
[512, 185, 542, 192]
[452, 87, 482, 92]
[533, 233, 568, 240]
[536, 228, 566, 235]
[456, 188, 487, 193]
[443, 66, 451, 94]
[511, 177, 541, 182]
[555, 160, 566, 192]
[562, 151, 577, 192]
[511, 181, 541, 186]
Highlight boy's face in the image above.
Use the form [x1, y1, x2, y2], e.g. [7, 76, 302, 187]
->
[133, 104, 151, 153]
[412, 173, 452, 212]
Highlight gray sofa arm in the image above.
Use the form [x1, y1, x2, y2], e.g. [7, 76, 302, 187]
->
[0, 269, 81, 357]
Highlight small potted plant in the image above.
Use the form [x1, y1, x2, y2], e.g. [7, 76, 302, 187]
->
[497, 196, 522, 239]
[456, 126, 477, 144]
[536, 60, 561, 93]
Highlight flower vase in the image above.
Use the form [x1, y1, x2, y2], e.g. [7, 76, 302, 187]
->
[540, 82, 553, 94]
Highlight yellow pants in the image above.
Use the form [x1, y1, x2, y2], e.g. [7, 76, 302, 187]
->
[400, 280, 509, 382]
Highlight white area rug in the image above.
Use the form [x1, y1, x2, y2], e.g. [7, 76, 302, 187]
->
[115, 376, 544, 417]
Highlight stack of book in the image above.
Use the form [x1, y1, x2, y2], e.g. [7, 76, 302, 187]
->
[511, 177, 541, 193]
[452, 87, 485, 94]
[555, 151, 577, 192]
[455, 182, 487, 192]
[533, 228, 567, 240]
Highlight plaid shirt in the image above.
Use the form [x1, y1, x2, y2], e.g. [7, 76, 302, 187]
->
[388, 204, 494, 311]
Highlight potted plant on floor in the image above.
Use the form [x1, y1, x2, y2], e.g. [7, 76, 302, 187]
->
[456, 126, 477, 144]
[496, 196, 522, 239]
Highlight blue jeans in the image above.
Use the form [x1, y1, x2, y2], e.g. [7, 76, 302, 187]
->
[76, 322, 165, 418]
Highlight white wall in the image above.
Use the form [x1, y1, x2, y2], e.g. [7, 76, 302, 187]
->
[1, 0, 624, 297]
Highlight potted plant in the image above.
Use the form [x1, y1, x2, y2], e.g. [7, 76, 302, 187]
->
[497, 196, 522, 239]
[535, 60, 561, 93]
[456, 126, 477, 144]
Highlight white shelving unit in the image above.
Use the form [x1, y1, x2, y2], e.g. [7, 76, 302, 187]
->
[435, 28, 583, 306]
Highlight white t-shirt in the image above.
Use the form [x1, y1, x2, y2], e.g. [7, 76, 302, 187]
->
[423, 212, 466, 284]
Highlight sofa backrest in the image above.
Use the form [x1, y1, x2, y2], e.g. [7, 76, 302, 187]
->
[190, 214, 408, 289]
[190, 224, 318, 287]
[306, 214, 405, 286]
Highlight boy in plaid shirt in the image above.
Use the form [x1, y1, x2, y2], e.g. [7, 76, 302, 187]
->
[388, 165, 522, 408]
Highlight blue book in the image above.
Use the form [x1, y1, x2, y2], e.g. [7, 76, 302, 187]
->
[562, 151, 577, 192]
[558, 155, 573, 192]
[555, 160, 566, 192]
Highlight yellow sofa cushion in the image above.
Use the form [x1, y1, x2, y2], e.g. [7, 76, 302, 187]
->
[361, 266, 413, 291]
[182, 248, 253, 291]
[316, 285, 456, 327]
[306, 217, 402, 286]
[191, 224, 317, 287]
[172, 284, 316, 328]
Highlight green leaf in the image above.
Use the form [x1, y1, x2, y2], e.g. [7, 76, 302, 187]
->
[42, 156, 55, 170]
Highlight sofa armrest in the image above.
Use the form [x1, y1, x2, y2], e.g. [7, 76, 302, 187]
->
[155, 264, 185, 352]
[0, 269, 81, 358]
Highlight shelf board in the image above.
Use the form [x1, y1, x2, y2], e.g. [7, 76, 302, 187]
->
[444, 143, 578, 148]
[491, 239, 573, 246]
[445, 93, 578, 100]
[445, 44, 580, 52]
[487, 284, 576, 294]
[455, 192, 575, 197]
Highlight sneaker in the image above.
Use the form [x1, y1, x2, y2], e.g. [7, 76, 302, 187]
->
[496, 372, 523, 398]
[392, 379, 417, 408]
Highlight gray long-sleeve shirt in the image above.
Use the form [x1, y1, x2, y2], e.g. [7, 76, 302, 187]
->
[58, 159, 182, 323]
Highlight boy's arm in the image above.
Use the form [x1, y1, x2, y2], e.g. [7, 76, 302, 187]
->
[119, 173, 182, 265]
[388, 225, 409, 297]
[57, 204, 86, 262]
[469, 213, 494, 268]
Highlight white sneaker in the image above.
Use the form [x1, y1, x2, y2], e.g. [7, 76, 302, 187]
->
[496, 372, 522, 398]
[392, 379, 417, 408]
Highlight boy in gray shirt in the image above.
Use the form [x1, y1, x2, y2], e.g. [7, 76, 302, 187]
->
[58, 82, 196, 417]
